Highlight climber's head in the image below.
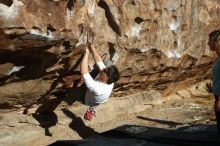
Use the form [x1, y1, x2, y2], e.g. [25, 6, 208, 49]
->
[98, 65, 120, 84]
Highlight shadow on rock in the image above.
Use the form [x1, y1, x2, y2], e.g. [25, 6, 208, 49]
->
[62, 108, 98, 138]
[35, 98, 63, 113]
[137, 116, 183, 127]
[23, 63, 101, 114]
[33, 111, 58, 137]
[23, 82, 87, 114]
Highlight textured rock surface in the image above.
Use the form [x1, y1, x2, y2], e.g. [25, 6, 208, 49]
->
[0, 0, 219, 109]
[0, 85, 214, 146]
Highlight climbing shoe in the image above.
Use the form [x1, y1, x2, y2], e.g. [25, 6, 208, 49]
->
[84, 108, 96, 121]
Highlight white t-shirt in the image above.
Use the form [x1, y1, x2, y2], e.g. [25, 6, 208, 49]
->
[83, 62, 114, 106]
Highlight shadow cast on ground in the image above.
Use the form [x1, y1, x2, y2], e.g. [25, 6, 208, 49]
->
[62, 108, 98, 138]
[137, 116, 183, 127]
[33, 111, 58, 137]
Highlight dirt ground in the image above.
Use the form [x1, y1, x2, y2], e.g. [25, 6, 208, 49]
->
[91, 96, 215, 133]
[0, 94, 216, 146]
[54, 96, 216, 146]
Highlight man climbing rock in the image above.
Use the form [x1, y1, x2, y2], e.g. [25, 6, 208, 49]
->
[80, 44, 120, 120]
[208, 30, 220, 133]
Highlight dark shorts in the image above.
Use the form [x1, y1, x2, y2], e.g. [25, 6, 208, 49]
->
[214, 95, 220, 133]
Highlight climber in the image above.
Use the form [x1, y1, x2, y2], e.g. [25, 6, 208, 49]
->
[80, 44, 120, 120]
[208, 30, 220, 133]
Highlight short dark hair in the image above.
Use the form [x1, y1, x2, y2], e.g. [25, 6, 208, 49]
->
[105, 66, 120, 84]
[209, 30, 220, 44]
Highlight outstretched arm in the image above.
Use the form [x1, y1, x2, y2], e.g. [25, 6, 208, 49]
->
[90, 44, 102, 63]
[80, 47, 99, 93]
[80, 47, 90, 75]
[89, 44, 106, 71]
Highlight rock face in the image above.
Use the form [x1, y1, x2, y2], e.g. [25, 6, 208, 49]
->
[0, 0, 219, 109]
